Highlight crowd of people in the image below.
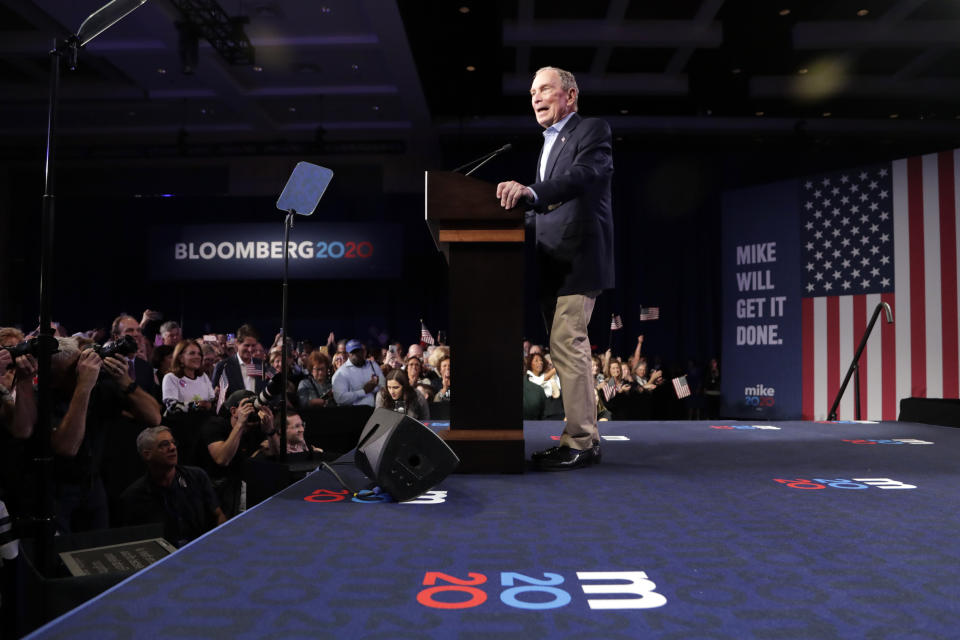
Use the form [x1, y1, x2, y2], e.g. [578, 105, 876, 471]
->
[523, 335, 721, 422]
[0, 308, 720, 554]
[0, 310, 453, 554]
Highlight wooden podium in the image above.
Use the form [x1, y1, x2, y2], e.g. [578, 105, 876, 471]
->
[425, 171, 526, 473]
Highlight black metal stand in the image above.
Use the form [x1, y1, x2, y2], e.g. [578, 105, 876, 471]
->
[828, 302, 894, 421]
[278, 211, 294, 461]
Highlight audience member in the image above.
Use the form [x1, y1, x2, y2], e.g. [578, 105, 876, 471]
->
[280, 409, 322, 455]
[152, 344, 174, 382]
[211, 324, 267, 408]
[162, 340, 215, 415]
[50, 338, 162, 532]
[331, 339, 382, 407]
[120, 426, 225, 547]
[376, 369, 429, 420]
[159, 321, 182, 347]
[111, 314, 161, 399]
[200, 390, 275, 517]
[298, 351, 334, 409]
[434, 355, 451, 403]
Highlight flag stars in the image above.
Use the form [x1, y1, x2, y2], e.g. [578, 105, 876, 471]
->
[824, 260, 833, 270]
[841, 259, 851, 268]
[852, 268, 861, 278]
[806, 241, 815, 251]
[880, 211, 889, 221]
[881, 277, 891, 287]
[869, 202, 879, 211]
[804, 201, 814, 210]
[813, 189, 822, 198]
[859, 171, 868, 180]
[878, 190, 889, 199]
[871, 267, 880, 277]
[869, 245, 880, 255]
[868, 180, 878, 190]
[814, 251, 824, 260]
[831, 187, 841, 196]
[833, 270, 842, 279]
[814, 230, 823, 239]
[805, 221, 815, 230]
[841, 175, 850, 183]
[840, 216, 850, 226]
[842, 280, 852, 290]
[861, 279, 870, 288]
[815, 272, 824, 281]
[824, 281, 833, 291]
[861, 256, 870, 267]
[822, 177, 832, 186]
[879, 168, 888, 177]
[841, 238, 851, 247]
[860, 193, 869, 202]
[880, 255, 890, 265]
[805, 180, 814, 189]
[806, 262, 815, 271]
[870, 223, 879, 233]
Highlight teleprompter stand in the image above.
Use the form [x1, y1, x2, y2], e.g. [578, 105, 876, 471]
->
[425, 171, 526, 473]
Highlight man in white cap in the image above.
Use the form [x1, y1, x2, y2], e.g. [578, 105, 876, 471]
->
[331, 339, 382, 407]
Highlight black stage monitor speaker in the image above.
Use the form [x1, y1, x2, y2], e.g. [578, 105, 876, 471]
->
[354, 408, 459, 501]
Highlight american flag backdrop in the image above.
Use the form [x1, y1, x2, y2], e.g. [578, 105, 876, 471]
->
[801, 150, 960, 420]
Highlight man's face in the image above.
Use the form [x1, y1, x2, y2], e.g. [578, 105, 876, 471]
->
[145, 430, 178, 468]
[202, 351, 217, 374]
[162, 328, 181, 345]
[348, 348, 366, 367]
[117, 317, 142, 340]
[286, 415, 305, 445]
[237, 337, 257, 363]
[531, 69, 575, 129]
[407, 344, 423, 360]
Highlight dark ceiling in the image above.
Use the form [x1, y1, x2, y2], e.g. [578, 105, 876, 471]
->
[2, 0, 960, 162]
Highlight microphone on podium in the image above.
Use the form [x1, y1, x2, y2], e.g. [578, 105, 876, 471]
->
[452, 143, 513, 176]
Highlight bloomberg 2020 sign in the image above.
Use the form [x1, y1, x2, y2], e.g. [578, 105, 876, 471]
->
[149, 223, 402, 280]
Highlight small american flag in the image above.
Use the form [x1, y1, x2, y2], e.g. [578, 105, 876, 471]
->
[673, 375, 691, 399]
[216, 372, 228, 412]
[420, 320, 435, 346]
[245, 360, 263, 378]
[639, 307, 660, 321]
[610, 314, 623, 330]
[602, 378, 617, 402]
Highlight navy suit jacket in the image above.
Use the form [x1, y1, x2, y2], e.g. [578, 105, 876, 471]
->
[212, 356, 267, 400]
[530, 112, 615, 298]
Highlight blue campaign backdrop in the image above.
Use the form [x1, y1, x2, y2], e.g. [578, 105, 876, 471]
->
[721, 180, 803, 419]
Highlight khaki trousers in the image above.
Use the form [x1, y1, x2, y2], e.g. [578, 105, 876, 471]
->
[548, 293, 598, 450]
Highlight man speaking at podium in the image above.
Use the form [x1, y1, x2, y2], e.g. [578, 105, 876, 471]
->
[496, 66, 615, 471]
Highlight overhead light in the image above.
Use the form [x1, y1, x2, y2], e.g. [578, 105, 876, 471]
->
[459, 6, 470, 13]
[465, 65, 476, 72]
[157, 67, 167, 75]
[798, 68, 809, 74]
[755, 111, 765, 116]
[288, 106, 297, 112]
[320, 6, 331, 13]
[253, 65, 263, 72]
[778, 9, 791, 16]
[889, 113, 899, 119]
[351, 64, 360, 71]
[856, 9, 869, 16]
[822, 111, 832, 117]
[619, 109, 629, 114]
[732, 68, 742, 75]
[372, 105, 380, 111]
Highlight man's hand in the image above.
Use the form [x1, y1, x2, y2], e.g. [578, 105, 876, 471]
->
[14, 354, 38, 381]
[140, 309, 162, 327]
[638, 335, 644, 344]
[101, 355, 133, 387]
[258, 405, 274, 433]
[75, 350, 103, 392]
[496, 180, 533, 210]
[233, 400, 257, 430]
[363, 374, 379, 394]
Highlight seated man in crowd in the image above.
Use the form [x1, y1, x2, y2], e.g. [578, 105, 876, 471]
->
[331, 339, 382, 407]
[212, 324, 267, 408]
[120, 426, 225, 547]
[200, 390, 275, 517]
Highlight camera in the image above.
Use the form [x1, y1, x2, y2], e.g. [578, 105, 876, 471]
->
[93, 335, 138, 360]
[2, 335, 59, 368]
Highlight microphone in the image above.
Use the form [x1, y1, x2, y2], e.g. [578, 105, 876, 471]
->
[452, 144, 513, 175]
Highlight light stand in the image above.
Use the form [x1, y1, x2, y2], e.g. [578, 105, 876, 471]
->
[32, 0, 149, 577]
[275, 162, 334, 460]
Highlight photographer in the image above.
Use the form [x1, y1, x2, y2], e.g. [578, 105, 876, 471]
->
[0, 330, 38, 440]
[50, 337, 162, 533]
[200, 390, 275, 517]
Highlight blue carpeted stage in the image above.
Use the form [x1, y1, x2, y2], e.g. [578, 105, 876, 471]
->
[25, 419, 960, 639]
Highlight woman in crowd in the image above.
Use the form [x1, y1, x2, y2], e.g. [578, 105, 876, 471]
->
[152, 344, 175, 383]
[162, 340, 215, 414]
[298, 351, 334, 409]
[376, 369, 429, 420]
[526, 352, 562, 419]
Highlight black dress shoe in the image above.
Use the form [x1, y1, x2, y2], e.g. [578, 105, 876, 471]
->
[532, 444, 601, 471]
[531, 442, 601, 463]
